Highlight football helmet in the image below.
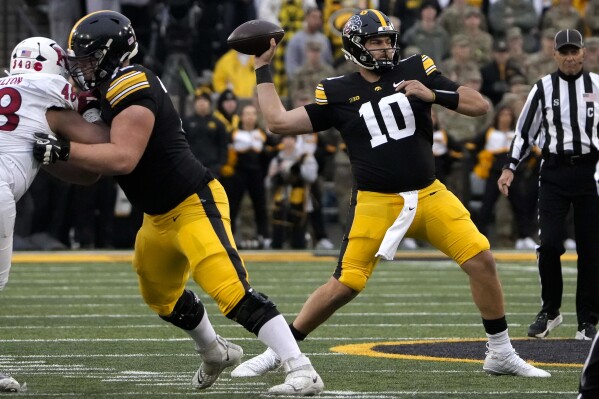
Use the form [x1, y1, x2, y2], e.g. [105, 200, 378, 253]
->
[9, 37, 69, 79]
[67, 10, 138, 91]
[342, 9, 400, 72]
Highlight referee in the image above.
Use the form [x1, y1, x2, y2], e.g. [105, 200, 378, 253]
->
[498, 29, 599, 341]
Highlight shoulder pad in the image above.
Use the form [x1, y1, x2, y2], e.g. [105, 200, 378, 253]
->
[105, 65, 151, 108]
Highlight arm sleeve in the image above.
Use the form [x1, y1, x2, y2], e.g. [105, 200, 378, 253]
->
[304, 103, 334, 133]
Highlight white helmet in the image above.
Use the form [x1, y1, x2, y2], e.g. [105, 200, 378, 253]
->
[9, 37, 69, 79]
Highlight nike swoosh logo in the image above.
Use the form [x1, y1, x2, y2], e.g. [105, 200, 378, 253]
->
[393, 80, 405, 88]
[312, 376, 318, 383]
[173, 214, 181, 222]
[408, 206, 415, 211]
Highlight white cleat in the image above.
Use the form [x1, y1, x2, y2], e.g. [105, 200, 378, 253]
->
[267, 354, 324, 396]
[0, 373, 23, 392]
[231, 347, 281, 377]
[192, 335, 243, 390]
[483, 345, 551, 377]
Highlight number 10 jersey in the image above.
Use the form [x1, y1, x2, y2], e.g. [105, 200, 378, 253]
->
[305, 54, 459, 193]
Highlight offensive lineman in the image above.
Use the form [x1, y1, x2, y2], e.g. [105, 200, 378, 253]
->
[231, 9, 551, 379]
[32, 11, 323, 396]
[0, 36, 108, 392]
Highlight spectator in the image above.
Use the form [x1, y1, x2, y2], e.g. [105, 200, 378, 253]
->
[267, 136, 319, 249]
[431, 108, 463, 185]
[505, 27, 530, 72]
[222, 104, 271, 247]
[488, 0, 539, 52]
[288, 41, 336, 99]
[403, 0, 451, 63]
[47, 0, 83, 49]
[183, 87, 229, 178]
[71, 177, 117, 249]
[541, 0, 585, 34]
[285, 7, 334, 79]
[212, 50, 256, 100]
[439, 0, 485, 36]
[471, 105, 537, 249]
[524, 28, 558, 84]
[481, 39, 524, 105]
[585, 0, 599, 36]
[462, 8, 493, 67]
[214, 89, 240, 134]
[584, 37, 599, 74]
[440, 34, 480, 84]
[292, 91, 337, 250]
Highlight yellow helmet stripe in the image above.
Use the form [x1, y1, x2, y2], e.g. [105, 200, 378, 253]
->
[68, 10, 108, 50]
[370, 9, 388, 27]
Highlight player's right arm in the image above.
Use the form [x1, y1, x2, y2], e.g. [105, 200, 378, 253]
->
[255, 39, 315, 136]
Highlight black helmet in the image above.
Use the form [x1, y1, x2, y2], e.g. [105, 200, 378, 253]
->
[341, 9, 400, 71]
[67, 10, 138, 90]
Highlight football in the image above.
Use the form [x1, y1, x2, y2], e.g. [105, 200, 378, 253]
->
[227, 20, 285, 56]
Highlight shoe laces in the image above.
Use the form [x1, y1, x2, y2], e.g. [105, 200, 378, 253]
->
[486, 344, 532, 371]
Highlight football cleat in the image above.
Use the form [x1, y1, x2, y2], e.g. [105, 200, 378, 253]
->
[267, 354, 324, 396]
[483, 345, 551, 377]
[192, 335, 243, 390]
[231, 347, 281, 377]
[576, 323, 598, 341]
[0, 373, 24, 392]
[528, 312, 563, 338]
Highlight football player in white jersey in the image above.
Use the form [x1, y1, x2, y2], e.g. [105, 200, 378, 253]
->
[0, 36, 108, 392]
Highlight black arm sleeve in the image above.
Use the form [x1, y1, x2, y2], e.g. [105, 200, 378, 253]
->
[304, 103, 335, 133]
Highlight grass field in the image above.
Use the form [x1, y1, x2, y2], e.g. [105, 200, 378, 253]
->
[0, 252, 588, 398]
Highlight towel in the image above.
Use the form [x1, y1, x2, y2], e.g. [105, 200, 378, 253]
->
[375, 191, 419, 260]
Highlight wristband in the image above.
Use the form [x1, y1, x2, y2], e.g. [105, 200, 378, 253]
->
[432, 89, 459, 110]
[255, 64, 273, 84]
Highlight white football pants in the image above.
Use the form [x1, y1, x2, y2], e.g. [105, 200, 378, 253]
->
[0, 181, 16, 291]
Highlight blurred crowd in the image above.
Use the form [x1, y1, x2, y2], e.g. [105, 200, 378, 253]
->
[14, 0, 599, 251]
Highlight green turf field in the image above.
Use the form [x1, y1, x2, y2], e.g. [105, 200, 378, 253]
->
[0, 254, 587, 398]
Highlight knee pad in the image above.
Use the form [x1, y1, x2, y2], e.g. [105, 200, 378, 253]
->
[226, 288, 279, 335]
[159, 289, 205, 330]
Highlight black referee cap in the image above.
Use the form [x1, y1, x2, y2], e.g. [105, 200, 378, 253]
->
[554, 29, 584, 50]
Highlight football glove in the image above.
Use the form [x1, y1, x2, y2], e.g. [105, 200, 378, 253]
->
[33, 133, 70, 165]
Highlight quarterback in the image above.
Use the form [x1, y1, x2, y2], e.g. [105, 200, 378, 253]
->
[232, 9, 550, 380]
[0, 36, 107, 392]
[33, 11, 322, 396]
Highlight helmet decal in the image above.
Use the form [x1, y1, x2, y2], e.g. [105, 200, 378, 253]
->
[9, 37, 69, 79]
[343, 15, 362, 36]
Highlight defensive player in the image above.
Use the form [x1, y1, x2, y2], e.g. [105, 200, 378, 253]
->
[32, 11, 323, 396]
[0, 36, 108, 392]
[231, 9, 551, 379]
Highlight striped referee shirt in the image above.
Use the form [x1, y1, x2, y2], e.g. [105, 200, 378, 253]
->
[505, 70, 599, 171]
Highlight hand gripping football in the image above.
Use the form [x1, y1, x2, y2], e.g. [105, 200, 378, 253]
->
[227, 20, 285, 56]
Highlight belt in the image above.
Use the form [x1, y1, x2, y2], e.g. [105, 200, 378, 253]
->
[542, 152, 599, 166]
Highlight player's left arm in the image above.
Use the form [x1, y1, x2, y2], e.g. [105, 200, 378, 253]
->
[46, 108, 110, 144]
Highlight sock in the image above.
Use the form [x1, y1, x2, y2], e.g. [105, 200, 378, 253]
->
[184, 311, 217, 352]
[257, 315, 302, 362]
[289, 323, 308, 341]
[486, 330, 514, 354]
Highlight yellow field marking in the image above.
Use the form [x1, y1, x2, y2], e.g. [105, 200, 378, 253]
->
[331, 338, 584, 368]
[11, 250, 577, 264]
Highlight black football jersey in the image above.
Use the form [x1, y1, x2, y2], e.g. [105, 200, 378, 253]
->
[99, 64, 209, 215]
[305, 54, 459, 193]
